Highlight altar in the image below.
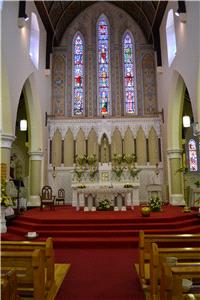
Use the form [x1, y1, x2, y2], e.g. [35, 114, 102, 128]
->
[72, 182, 140, 211]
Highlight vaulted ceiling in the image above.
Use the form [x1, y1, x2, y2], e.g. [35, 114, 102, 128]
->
[34, 1, 168, 67]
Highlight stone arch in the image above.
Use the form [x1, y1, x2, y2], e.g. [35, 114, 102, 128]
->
[136, 127, 147, 165]
[52, 129, 62, 167]
[76, 128, 86, 157]
[148, 127, 159, 165]
[88, 128, 98, 159]
[111, 128, 122, 158]
[64, 129, 74, 167]
[124, 127, 134, 155]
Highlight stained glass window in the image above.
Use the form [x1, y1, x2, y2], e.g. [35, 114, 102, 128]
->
[97, 16, 110, 115]
[123, 32, 137, 114]
[73, 33, 84, 115]
[188, 139, 198, 171]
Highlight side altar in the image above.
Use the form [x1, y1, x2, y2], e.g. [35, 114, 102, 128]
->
[71, 163, 140, 211]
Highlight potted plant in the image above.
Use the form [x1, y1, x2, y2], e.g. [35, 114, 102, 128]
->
[1, 179, 14, 233]
[98, 199, 112, 211]
[149, 196, 162, 212]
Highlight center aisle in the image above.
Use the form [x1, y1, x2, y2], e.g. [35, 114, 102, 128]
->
[55, 247, 145, 300]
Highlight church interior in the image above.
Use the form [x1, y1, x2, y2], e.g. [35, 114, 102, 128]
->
[1, 1, 200, 299]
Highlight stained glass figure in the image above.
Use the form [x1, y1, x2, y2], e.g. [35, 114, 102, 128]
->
[188, 139, 198, 171]
[73, 33, 84, 115]
[97, 16, 110, 115]
[123, 32, 137, 114]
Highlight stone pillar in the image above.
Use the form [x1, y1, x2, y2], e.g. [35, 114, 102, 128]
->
[167, 149, 185, 205]
[0, 133, 15, 179]
[28, 151, 43, 207]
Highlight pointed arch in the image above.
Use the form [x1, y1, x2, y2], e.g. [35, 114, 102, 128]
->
[97, 14, 111, 115]
[76, 128, 86, 157]
[72, 32, 85, 115]
[64, 129, 74, 167]
[111, 128, 122, 158]
[148, 127, 159, 165]
[136, 127, 147, 165]
[52, 129, 62, 167]
[124, 127, 134, 155]
[88, 128, 98, 159]
[122, 30, 137, 114]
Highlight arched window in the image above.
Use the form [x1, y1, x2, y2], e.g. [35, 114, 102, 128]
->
[166, 9, 177, 67]
[29, 12, 40, 69]
[97, 15, 111, 115]
[72, 32, 84, 115]
[123, 31, 137, 114]
[188, 139, 198, 171]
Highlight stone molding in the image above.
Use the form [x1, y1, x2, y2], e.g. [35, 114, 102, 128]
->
[167, 149, 183, 159]
[0, 133, 15, 148]
[48, 117, 161, 141]
[29, 151, 43, 161]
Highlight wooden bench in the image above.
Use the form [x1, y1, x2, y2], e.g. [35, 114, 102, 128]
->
[160, 262, 200, 300]
[1, 268, 19, 300]
[138, 231, 200, 286]
[150, 242, 200, 300]
[1, 249, 45, 300]
[1, 237, 55, 291]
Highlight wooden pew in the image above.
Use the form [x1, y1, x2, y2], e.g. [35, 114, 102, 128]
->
[1, 237, 55, 291]
[160, 262, 200, 300]
[138, 231, 200, 286]
[1, 269, 19, 300]
[150, 242, 200, 300]
[1, 249, 45, 300]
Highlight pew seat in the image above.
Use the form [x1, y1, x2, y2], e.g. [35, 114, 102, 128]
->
[137, 231, 200, 287]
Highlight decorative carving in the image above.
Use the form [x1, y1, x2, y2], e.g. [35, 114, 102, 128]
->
[142, 53, 157, 114]
[52, 54, 66, 115]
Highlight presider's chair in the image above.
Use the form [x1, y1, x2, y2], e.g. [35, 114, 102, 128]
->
[40, 185, 55, 210]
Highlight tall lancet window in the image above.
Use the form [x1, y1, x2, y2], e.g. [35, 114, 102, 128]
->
[123, 31, 137, 114]
[72, 33, 84, 115]
[97, 15, 111, 115]
[188, 139, 198, 171]
[29, 13, 40, 69]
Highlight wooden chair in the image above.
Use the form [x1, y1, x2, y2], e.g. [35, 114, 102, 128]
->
[40, 186, 55, 210]
[56, 188, 65, 205]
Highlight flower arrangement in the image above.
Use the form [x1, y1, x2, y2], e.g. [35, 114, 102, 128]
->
[124, 184, 133, 188]
[98, 199, 112, 211]
[74, 167, 84, 182]
[0, 179, 13, 207]
[149, 196, 161, 212]
[112, 165, 124, 180]
[77, 184, 86, 189]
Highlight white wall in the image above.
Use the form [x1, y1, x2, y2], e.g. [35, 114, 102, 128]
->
[1, 1, 51, 178]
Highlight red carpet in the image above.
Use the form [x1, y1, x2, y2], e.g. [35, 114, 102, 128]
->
[54, 247, 145, 300]
[2, 205, 200, 247]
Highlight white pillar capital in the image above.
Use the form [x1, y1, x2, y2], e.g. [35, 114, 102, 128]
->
[29, 151, 43, 160]
[167, 149, 183, 159]
[0, 133, 16, 148]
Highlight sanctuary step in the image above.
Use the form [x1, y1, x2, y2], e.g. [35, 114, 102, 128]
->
[2, 205, 200, 248]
